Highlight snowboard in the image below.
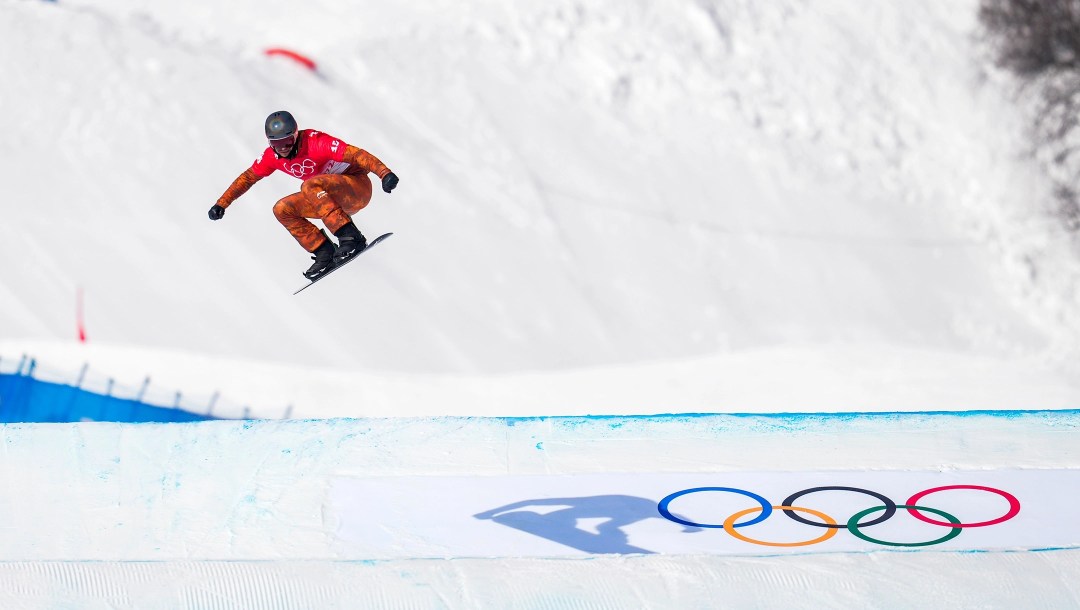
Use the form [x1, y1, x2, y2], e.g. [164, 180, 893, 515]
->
[293, 232, 393, 295]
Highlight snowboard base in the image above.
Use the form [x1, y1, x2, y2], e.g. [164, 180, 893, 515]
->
[293, 232, 393, 295]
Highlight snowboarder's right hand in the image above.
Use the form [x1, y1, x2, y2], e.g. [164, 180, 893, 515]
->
[381, 172, 399, 194]
[208, 205, 226, 221]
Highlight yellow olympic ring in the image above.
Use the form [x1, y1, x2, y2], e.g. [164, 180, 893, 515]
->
[723, 505, 839, 547]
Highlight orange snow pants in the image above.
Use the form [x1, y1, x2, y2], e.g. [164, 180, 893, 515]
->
[272, 173, 374, 252]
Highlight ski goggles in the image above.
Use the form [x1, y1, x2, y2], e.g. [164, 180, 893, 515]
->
[268, 132, 299, 153]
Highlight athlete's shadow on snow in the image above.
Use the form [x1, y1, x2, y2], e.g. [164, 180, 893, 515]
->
[473, 495, 701, 554]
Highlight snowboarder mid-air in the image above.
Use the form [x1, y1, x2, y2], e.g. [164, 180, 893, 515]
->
[209, 110, 399, 279]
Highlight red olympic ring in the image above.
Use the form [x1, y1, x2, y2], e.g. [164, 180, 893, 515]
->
[905, 485, 1020, 528]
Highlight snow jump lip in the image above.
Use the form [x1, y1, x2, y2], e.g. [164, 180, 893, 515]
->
[2, 411, 1078, 562]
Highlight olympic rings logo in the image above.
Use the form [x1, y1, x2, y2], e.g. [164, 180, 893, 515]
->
[657, 485, 1020, 548]
[286, 159, 317, 178]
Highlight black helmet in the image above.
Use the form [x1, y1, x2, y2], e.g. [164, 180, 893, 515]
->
[265, 111, 298, 139]
[265, 111, 299, 158]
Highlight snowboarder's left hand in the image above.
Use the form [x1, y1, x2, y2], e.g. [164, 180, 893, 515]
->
[382, 172, 399, 194]
[208, 205, 226, 221]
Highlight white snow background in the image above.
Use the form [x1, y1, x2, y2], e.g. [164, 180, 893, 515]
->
[2, 0, 1080, 607]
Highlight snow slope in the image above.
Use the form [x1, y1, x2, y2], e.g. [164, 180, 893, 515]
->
[4, 0, 1079, 387]
[7, 338, 1080, 418]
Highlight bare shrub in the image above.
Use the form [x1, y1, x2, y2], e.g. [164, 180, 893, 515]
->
[979, 0, 1080, 76]
[981, 0, 1080, 232]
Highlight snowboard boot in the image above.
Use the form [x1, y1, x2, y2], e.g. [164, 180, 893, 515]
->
[303, 233, 337, 280]
[332, 222, 367, 265]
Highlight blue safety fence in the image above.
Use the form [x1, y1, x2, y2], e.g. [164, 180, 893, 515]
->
[0, 356, 280, 423]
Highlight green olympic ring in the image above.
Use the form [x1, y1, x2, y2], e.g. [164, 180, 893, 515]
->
[847, 504, 962, 547]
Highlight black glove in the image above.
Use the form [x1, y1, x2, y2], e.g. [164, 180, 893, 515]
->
[381, 172, 399, 194]
[208, 205, 226, 221]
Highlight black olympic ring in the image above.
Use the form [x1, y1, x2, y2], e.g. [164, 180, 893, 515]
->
[781, 486, 897, 529]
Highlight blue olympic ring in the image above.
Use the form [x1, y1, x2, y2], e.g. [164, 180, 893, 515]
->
[657, 487, 772, 529]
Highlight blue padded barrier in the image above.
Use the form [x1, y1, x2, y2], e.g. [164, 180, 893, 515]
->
[0, 359, 219, 423]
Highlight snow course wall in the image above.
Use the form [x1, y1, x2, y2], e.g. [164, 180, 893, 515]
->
[1, 413, 1079, 607]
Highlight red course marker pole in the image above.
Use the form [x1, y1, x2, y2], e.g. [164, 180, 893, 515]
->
[76, 285, 87, 343]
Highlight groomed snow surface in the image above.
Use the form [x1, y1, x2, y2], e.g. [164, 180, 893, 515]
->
[3, 415, 1080, 608]
[4, 0, 1080, 607]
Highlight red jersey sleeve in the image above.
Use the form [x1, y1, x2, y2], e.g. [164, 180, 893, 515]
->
[307, 131, 349, 163]
[251, 148, 278, 178]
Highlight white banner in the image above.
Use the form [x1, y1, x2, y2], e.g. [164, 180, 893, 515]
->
[328, 470, 1080, 558]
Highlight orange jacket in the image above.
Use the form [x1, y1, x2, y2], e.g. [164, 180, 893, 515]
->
[217, 144, 391, 209]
